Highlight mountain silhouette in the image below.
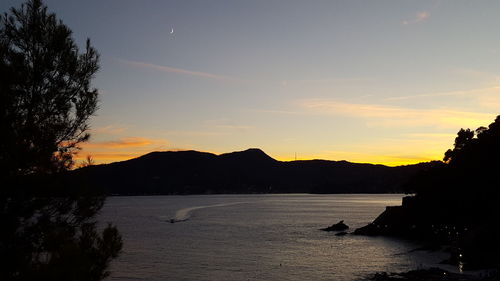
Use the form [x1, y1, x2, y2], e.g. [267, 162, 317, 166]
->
[72, 148, 429, 195]
[218, 148, 278, 165]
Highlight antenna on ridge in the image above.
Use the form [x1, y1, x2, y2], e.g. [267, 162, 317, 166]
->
[295, 152, 297, 161]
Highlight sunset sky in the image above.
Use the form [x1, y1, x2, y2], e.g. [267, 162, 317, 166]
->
[3, 0, 500, 166]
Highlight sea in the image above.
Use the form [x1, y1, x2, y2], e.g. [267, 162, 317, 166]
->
[100, 194, 449, 281]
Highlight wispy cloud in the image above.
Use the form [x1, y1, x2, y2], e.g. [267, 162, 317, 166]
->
[255, 109, 306, 116]
[164, 130, 229, 137]
[214, 124, 254, 130]
[115, 58, 237, 81]
[402, 11, 430, 25]
[316, 131, 457, 165]
[385, 86, 500, 101]
[202, 119, 255, 131]
[77, 136, 170, 164]
[404, 133, 457, 139]
[298, 99, 495, 128]
[477, 95, 500, 110]
[384, 86, 500, 112]
[281, 77, 376, 84]
[91, 125, 127, 135]
[452, 68, 500, 80]
[83, 137, 154, 149]
[75, 152, 144, 161]
[162, 126, 254, 138]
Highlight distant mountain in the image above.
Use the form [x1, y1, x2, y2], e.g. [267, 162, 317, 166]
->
[72, 148, 431, 195]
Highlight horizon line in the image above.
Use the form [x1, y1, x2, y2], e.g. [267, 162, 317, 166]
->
[74, 147, 439, 168]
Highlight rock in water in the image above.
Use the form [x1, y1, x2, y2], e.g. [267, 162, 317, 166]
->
[321, 220, 349, 231]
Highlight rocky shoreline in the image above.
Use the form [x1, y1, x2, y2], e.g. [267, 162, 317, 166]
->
[352, 194, 500, 270]
[365, 268, 500, 281]
[352, 116, 500, 279]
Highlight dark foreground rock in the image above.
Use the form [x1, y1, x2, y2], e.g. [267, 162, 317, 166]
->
[367, 268, 500, 281]
[353, 205, 410, 236]
[357, 117, 500, 270]
[320, 220, 349, 231]
[354, 195, 500, 270]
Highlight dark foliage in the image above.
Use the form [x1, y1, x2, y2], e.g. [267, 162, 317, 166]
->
[356, 115, 500, 269]
[412, 115, 500, 220]
[0, 1, 122, 280]
[367, 267, 499, 281]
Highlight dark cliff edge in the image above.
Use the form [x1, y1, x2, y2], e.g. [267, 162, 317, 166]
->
[70, 148, 429, 195]
[355, 115, 500, 271]
[355, 193, 500, 272]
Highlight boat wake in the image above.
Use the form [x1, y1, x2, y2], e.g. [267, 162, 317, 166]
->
[169, 202, 247, 223]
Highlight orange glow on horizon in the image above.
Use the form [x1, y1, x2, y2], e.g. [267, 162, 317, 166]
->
[74, 152, 144, 165]
[273, 154, 440, 167]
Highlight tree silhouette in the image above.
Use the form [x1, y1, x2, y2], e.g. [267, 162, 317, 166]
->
[397, 115, 500, 268]
[0, 1, 122, 280]
[443, 128, 475, 163]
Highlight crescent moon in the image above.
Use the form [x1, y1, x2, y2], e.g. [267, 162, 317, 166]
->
[170, 28, 174, 34]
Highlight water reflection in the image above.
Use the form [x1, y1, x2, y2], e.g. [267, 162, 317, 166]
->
[101, 194, 443, 281]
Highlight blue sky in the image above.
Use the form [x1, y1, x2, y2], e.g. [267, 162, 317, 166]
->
[3, 0, 500, 165]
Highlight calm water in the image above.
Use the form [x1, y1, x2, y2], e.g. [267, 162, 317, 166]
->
[100, 194, 445, 281]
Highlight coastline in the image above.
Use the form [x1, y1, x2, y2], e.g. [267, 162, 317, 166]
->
[353, 194, 500, 279]
[365, 267, 500, 281]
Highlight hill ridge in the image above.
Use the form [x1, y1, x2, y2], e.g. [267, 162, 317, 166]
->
[73, 148, 431, 195]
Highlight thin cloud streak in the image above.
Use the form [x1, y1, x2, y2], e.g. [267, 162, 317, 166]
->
[477, 94, 500, 109]
[115, 58, 237, 81]
[164, 130, 230, 137]
[202, 119, 255, 131]
[404, 133, 457, 139]
[77, 137, 170, 164]
[385, 86, 500, 101]
[255, 109, 306, 116]
[83, 137, 154, 149]
[402, 11, 430, 25]
[298, 99, 495, 128]
[91, 125, 127, 135]
[75, 152, 143, 161]
[214, 125, 254, 130]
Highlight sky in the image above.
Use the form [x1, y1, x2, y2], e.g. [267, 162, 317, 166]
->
[2, 0, 500, 166]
